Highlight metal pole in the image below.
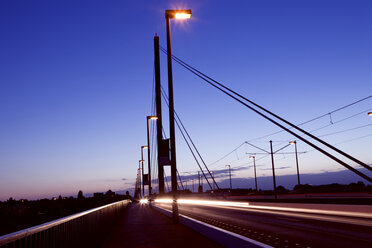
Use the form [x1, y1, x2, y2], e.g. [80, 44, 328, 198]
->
[253, 157, 258, 191]
[135, 168, 139, 197]
[141, 149, 145, 197]
[294, 141, 300, 185]
[135, 170, 137, 196]
[146, 118, 152, 197]
[198, 171, 201, 186]
[211, 171, 215, 191]
[138, 161, 142, 198]
[154, 35, 165, 195]
[270, 140, 277, 200]
[228, 165, 232, 190]
[166, 15, 179, 223]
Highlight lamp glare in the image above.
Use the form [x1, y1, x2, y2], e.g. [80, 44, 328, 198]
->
[175, 13, 191, 19]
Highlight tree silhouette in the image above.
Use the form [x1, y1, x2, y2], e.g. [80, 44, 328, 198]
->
[77, 190, 84, 200]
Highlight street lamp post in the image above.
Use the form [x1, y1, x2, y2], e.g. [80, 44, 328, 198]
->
[269, 140, 277, 200]
[165, 9, 192, 223]
[249, 156, 258, 191]
[147, 116, 158, 197]
[226, 165, 232, 190]
[192, 178, 195, 193]
[211, 171, 215, 191]
[138, 160, 143, 198]
[198, 171, 201, 189]
[290, 141, 300, 185]
[141, 146, 148, 197]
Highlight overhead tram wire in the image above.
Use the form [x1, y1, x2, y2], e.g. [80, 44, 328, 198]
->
[309, 108, 372, 133]
[335, 133, 372, 146]
[246, 107, 372, 167]
[318, 123, 372, 138]
[208, 140, 292, 170]
[269, 107, 372, 153]
[248, 96, 372, 142]
[210, 106, 371, 168]
[271, 107, 372, 150]
[208, 142, 246, 167]
[245, 141, 270, 154]
[299, 95, 372, 125]
[160, 47, 372, 183]
[160, 87, 216, 190]
[213, 148, 307, 172]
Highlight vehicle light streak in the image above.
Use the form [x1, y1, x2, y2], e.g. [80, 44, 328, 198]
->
[154, 198, 372, 219]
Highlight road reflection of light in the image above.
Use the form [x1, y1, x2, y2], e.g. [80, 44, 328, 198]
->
[154, 198, 372, 219]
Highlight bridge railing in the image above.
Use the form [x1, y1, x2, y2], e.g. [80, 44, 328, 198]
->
[0, 199, 131, 248]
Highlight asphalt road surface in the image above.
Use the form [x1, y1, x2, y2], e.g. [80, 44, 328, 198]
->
[155, 202, 372, 248]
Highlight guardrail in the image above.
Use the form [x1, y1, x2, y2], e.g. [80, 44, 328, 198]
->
[0, 199, 131, 248]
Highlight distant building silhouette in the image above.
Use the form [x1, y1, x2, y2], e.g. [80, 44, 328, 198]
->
[105, 189, 115, 197]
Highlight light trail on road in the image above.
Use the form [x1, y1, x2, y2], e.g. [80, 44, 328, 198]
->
[154, 198, 372, 248]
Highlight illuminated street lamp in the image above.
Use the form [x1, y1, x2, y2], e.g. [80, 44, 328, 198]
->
[368, 112, 372, 116]
[147, 116, 158, 197]
[289, 141, 301, 185]
[166, 9, 192, 19]
[249, 156, 258, 191]
[165, 9, 192, 223]
[226, 165, 232, 190]
[141, 146, 148, 197]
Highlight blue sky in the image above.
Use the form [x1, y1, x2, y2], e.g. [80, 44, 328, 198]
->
[0, 0, 371, 200]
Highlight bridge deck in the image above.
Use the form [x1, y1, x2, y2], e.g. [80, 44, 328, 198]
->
[102, 202, 222, 248]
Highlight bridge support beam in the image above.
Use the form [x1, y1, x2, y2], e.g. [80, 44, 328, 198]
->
[154, 35, 165, 195]
[166, 13, 179, 223]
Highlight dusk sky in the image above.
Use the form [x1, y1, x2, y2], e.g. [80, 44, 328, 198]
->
[1, 0, 371, 200]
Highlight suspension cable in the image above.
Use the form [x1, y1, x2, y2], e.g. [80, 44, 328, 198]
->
[160, 47, 372, 183]
[160, 88, 215, 190]
[160, 46, 372, 173]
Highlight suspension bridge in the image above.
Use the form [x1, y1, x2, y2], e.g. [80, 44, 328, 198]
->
[1, 9, 372, 248]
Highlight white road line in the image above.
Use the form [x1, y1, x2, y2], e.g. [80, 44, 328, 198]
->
[153, 205, 273, 248]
